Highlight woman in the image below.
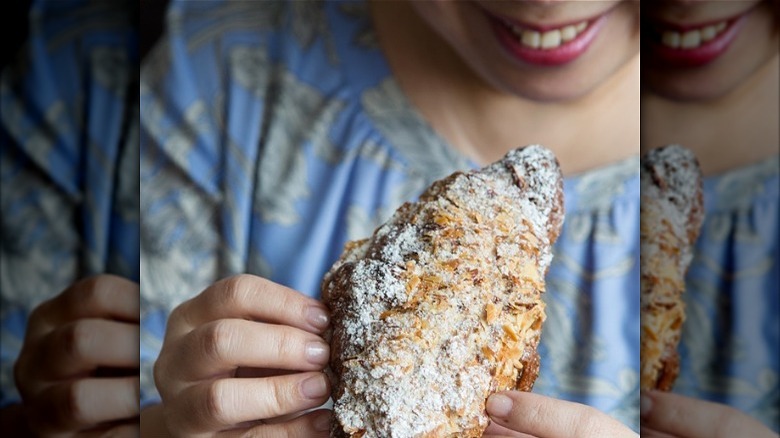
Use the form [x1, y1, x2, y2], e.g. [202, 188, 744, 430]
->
[139, 0, 640, 436]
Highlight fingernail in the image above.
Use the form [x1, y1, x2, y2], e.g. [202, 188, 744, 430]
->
[486, 393, 513, 418]
[312, 411, 331, 432]
[306, 341, 330, 365]
[640, 392, 653, 418]
[301, 374, 329, 399]
[306, 306, 330, 331]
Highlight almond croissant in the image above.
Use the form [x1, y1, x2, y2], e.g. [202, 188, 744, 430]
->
[640, 145, 704, 391]
[323, 145, 564, 437]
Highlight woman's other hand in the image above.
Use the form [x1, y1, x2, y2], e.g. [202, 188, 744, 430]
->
[152, 274, 332, 437]
[14, 275, 140, 437]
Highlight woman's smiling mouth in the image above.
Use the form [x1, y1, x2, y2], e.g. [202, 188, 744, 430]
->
[646, 6, 757, 67]
[484, 7, 616, 66]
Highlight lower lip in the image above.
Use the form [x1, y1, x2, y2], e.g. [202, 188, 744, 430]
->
[487, 12, 610, 66]
[649, 15, 747, 67]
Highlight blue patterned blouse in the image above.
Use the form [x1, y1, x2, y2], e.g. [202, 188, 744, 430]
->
[139, 0, 641, 430]
[1, 0, 139, 407]
[677, 160, 779, 431]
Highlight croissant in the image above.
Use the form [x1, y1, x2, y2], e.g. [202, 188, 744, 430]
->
[640, 145, 704, 391]
[322, 145, 564, 437]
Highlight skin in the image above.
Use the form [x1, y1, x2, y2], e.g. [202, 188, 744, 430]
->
[641, 0, 780, 175]
[640, 391, 777, 438]
[373, 0, 640, 173]
[142, 275, 332, 437]
[484, 391, 638, 438]
[0, 275, 140, 437]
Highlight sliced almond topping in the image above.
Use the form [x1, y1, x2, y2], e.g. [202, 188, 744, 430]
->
[406, 276, 421, 293]
[503, 324, 520, 342]
[442, 227, 465, 239]
[343, 238, 368, 252]
[434, 212, 454, 226]
[485, 303, 499, 324]
[442, 259, 460, 271]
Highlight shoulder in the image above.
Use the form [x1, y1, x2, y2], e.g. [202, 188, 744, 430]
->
[141, 1, 384, 104]
[139, 0, 394, 186]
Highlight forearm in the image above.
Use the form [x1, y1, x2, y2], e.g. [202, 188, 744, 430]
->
[141, 403, 172, 437]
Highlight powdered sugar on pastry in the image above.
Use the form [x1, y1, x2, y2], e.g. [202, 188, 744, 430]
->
[323, 145, 564, 437]
[640, 145, 704, 391]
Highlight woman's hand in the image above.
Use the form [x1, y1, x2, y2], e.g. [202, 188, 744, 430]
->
[483, 391, 638, 438]
[14, 275, 140, 437]
[640, 390, 777, 438]
[152, 274, 332, 437]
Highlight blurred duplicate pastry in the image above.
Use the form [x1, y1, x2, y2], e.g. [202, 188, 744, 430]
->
[640, 145, 704, 391]
[323, 145, 564, 437]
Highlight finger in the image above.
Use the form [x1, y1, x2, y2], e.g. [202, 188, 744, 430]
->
[27, 377, 139, 433]
[171, 373, 330, 432]
[486, 391, 637, 438]
[219, 409, 331, 438]
[34, 319, 139, 378]
[640, 390, 776, 438]
[32, 276, 139, 329]
[169, 275, 329, 337]
[483, 433, 538, 437]
[170, 319, 329, 379]
[483, 435, 537, 438]
[484, 420, 538, 438]
[234, 367, 298, 378]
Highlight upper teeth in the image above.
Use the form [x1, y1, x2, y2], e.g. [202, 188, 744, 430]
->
[507, 21, 589, 50]
[660, 21, 728, 49]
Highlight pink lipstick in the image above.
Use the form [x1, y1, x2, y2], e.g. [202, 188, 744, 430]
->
[486, 9, 612, 66]
[648, 11, 750, 67]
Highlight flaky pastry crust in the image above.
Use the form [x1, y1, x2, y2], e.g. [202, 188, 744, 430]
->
[323, 145, 564, 437]
[640, 145, 704, 391]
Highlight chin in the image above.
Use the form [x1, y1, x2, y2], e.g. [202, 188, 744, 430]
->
[645, 73, 740, 102]
[645, 49, 778, 102]
[486, 61, 633, 103]
[502, 79, 603, 103]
